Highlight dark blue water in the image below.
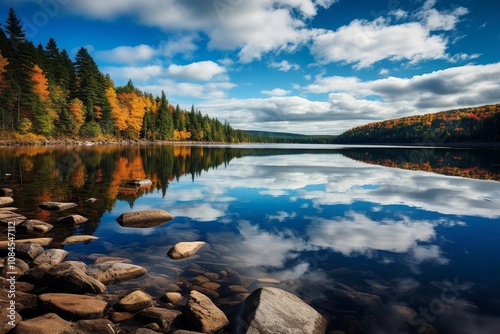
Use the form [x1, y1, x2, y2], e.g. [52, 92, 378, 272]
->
[1, 144, 500, 333]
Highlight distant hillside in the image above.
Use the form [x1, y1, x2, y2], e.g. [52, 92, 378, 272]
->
[335, 104, 500, 144]
[244, 130, 307, 138]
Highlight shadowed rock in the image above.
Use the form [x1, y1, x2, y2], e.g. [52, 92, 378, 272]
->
[167, 241, 207, 260]
[185, 290, 228, 334]
[0, 238, 53, 248]
[33, 249, 69, 266]
[15, 243, 44, 260]
[0, 210, 26, 225]
[38, 201, 77, 211]
[13, 313, 70, 334]
[116, 209, 174, 228]
[235, 287, 327, 334]
[0, 188, 13, 197]
[18, 220, 54, 234]
[38, 293, 108, 320]
[134, 307, 182, 332]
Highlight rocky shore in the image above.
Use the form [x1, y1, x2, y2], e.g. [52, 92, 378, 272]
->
[0, 186, 444, 334]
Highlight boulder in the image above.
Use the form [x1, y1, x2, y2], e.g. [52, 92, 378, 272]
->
[85, 198, 97, 204]
[61, 235, 98, 245]
[38, 261, 107, 294]
[18, 220, 54, 234]
[191, 286, 220, 300]
[110, 311, 133, 323]
[63, 319, 117, 334]
[134, 307, 182, 331]
[185, 290, 228, 334]
[167, 241, 207, 260]
[0, 307, 21, 332]
[33, 249, 69, 266]
[235, 287, 327, 334]
[331, 288, 381, 308]
[0, 238, 53, 248]
[0, 188, 13, 197]
[115, 290, 154, 313]
[15, 242, 44, 260]
[0, 197, 14, 207]
[14, 313, 70, 334]
[116, 209, 174, 228]
[2, 257, 29, 274]
[38, 202, 77, 211]
[161, 292, 183, 304]
[56, 215, 88, 225]
[86, 262, 147, 285]
[38, 293, 108, 320]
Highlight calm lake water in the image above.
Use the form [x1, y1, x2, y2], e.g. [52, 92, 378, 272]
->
[1, 143, 500, 333]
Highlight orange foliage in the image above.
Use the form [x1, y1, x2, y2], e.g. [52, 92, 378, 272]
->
[69, 98, 85, 132]
[107, 87, 128, 131]
[0, 52, 8, 94]
[32, 64, 50, 101]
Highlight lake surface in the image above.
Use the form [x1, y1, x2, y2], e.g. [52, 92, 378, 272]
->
[1, 143, 500, 334]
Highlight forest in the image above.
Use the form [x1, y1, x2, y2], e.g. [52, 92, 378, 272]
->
[0, 8, 250, 143]
[335, 104, 500, 144]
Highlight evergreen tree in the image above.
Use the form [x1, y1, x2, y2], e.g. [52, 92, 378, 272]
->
[157, 91, 173, 140]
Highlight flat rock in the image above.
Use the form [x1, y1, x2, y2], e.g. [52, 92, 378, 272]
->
[15, 242, 44, 260]
[86, 262, 147, 285]
[94, 256, 128, 264]
[115, 290, 154, 313]
[227, 285, 248, 294]
[38, 202, 77, 211]
[0, 237, 53, 248]
[14, 313, 70, 334]
[191, 286, 220, 300]
[38, 293, 108, 320]
[0, 210, 26, 225]
[185, 290, 229, 334]
[110, 311, 133, 323]
[0, 197, 14, 207]
[135, 307, 182, 331]
[56, 215, 88, 225]
[0, 188, 13, 197]
[235, 287, 327, 334]
[116, 209, 174, 228]
[85, 198, 97, 204]
[33, 249, 69, 266]
[167, 241, 207, 260]
[18, 220, 54, 234]
[38, 261, 107, 294]
[61, 235, 98, 245]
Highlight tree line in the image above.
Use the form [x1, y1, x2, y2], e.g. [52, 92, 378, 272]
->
[0, 8, 249, 143]
[335, 104, 500, 144]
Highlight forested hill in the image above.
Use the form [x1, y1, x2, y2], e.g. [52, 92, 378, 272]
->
[335, 104, 500, 144]
[0, 8, 248, 143]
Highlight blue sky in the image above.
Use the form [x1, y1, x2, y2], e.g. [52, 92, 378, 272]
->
[1, 0, 499, 134]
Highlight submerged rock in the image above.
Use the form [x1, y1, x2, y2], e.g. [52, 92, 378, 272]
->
[167, 241, 207, 260]
[86, 261, 147, 285]
[38, 201, 77, 211]
[185, 290, 229, 334]
[235, 287, 327, 334]
[116, 209, 174, 228]
[134, 307, 182, 332]
[38, 293, 108, 320]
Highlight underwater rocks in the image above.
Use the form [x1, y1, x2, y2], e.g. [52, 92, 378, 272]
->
[167, 241, 207, 260]
[37, 201, 77, 211]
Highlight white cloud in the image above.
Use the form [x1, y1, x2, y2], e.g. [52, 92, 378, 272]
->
[311, 18, 448, 68]
[170, 203, 225, 222]
[267, 211, 297, 223]
[416, 0, 468, 31]
[166, 61, 227, 81]
[269, 60, 301, 71]
[96, 44, 157, 64]
[261, 88, 292, 96]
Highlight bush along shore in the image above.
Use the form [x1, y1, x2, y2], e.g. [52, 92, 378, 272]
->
[0, 185, 442, 334]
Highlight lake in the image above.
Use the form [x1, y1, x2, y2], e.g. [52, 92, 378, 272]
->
[1, 143, 500, 334]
